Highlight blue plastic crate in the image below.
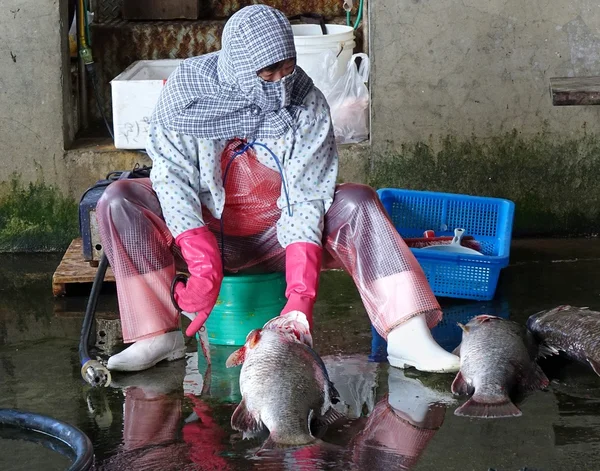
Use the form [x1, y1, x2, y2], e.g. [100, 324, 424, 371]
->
[377, 188, 515, 301]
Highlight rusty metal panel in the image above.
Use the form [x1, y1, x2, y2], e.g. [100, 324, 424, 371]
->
[89, 20, 224, 122]
[94, 0, 124, 23]
[205, 1, 351, 19]
[87, 13, 364, 126]
[94, 0, 359, 22]
[123, 0, 200, 20]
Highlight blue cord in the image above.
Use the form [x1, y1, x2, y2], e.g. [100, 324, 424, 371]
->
[219, 141, 292, 269]
[251, 141, 293, 218]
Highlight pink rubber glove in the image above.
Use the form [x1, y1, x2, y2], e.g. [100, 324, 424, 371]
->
[174, 226, 223, 337]
[280, 242, 322, 330]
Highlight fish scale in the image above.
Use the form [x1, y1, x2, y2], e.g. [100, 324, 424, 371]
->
[241, 333, 325, 442]
[227, 314, 343, 447]
[452, 315, 549, 419]
[527, 305, 600, 376]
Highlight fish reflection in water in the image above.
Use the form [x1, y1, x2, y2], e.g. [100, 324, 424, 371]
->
[248, 356, 453, 470]
[90, 353, 451, 471]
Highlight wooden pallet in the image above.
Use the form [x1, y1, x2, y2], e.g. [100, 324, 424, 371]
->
[52, 238, 115, 296]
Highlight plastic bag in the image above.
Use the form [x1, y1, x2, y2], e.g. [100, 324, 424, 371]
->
[322, 53, 370, 144]
[309, 49, 340, 98]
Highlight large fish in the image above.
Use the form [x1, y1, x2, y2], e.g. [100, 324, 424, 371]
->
[527, 305, 600, 376]
[226, 311, 344, 446]
[451, 315, 549, 418]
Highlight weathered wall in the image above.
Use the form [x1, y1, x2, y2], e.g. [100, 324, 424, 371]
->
[369, 0, 600, 148]
[5, 0, 600, 251]
[0, 1, 79, 251]
[368, 0, 600, 235]
[0, 0, 72, 190]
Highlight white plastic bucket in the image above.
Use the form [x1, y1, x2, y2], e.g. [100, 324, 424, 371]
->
[292, 24, 355, 91]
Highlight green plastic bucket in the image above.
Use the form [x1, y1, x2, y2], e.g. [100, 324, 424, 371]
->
[204, 272, 287, 346]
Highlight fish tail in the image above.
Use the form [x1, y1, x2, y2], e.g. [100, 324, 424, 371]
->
[455, 394, 522, 419]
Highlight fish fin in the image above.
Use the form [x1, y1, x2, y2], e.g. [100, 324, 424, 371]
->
[588, 358, 600, 376]
[523, 364, 550, 391]
[537, 342, 561, 359]
[472, 314, 504, 323]
[257, 436, 280, 452]
[314, 407, 345, 429]
[452, 342, 461, 357]
[455, 396, 522, 419]
[457, 323, 470, 334]
[226, 346, 246, 368]
[231, 398, 265, 434]
[451, 371, 473, 396]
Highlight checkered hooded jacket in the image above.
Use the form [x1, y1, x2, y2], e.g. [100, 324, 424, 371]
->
[150, 5, 314, 139]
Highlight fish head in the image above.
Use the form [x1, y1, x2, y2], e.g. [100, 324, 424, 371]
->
[262, 311, 313, 348]
[526, 310, 544, 332]
[225, 329, 263, 368]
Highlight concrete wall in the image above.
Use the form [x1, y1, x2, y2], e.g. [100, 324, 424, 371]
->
[0, 0, 73, 191]
[369, 0, 600, 150]
[367, 0, 600, 235]
[4, 0, 600, 243]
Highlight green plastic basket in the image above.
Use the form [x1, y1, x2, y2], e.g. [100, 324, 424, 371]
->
[204, 272, 287, 346]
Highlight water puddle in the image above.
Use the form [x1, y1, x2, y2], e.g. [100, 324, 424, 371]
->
[1, 246, 600, 469]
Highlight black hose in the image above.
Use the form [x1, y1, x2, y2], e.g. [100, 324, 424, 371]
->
[79, 253, 109, 366]
[86, 64, 115, 141]
[0, 409, 94, 471]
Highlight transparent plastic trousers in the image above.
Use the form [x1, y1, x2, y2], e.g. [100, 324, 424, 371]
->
[96, 144, 440, 342]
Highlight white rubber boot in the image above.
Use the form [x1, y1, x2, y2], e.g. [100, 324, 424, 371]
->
[109, 360, 186, 397]
[387, 314, 460, 373]
[107, 331, 186, 372]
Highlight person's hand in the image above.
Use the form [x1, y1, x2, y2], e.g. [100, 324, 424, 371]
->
[174, 226, 223, 336]
[279, 242, 322, 330]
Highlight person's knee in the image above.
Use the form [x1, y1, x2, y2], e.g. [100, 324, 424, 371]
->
[334, 183, 379, 210]
[96, 180, 139, 219]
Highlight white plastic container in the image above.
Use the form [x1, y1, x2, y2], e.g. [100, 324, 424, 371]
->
[110, 59, 182, 149]
[292, 24, 355, 91]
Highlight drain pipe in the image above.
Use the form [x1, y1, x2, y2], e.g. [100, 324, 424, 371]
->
[79, 252, 112, 387]
[77, 45, 88, 129]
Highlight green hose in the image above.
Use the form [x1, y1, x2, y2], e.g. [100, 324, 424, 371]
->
[77, 0, 93, 65]
[346, 0, 364, 30]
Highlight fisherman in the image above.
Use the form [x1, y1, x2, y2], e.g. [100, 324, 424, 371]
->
[96, 5, 459, 374]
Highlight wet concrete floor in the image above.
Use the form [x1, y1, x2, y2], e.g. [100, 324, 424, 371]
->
[1, 238, 600, 470]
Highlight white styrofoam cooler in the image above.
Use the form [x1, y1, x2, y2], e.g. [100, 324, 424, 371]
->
[111, 59, 182, 149]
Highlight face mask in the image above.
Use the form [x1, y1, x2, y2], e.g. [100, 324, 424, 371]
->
[256, 68, 298, 111]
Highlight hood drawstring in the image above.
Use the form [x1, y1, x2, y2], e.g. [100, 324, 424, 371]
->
[220, 141, 292, 270]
